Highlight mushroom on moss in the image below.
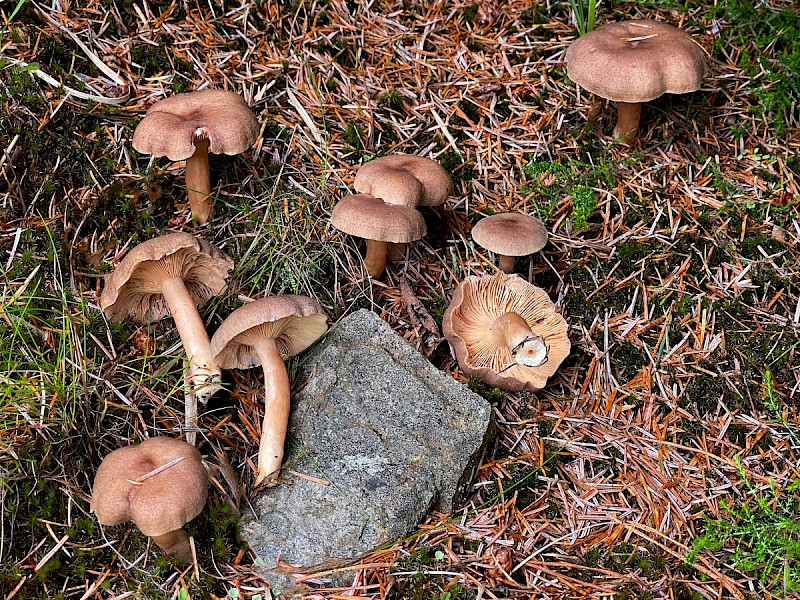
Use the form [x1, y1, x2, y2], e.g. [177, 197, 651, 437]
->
[565, 20, 707, 145]
[100, 233, 233, 441]
[443, 273, 570, 391]
[331, 193, 426, 278]
[210, 295, 328, 484]
[132, 89, 259, 224]
[471, 212, 548, 273]
[91, 437, 208, 563]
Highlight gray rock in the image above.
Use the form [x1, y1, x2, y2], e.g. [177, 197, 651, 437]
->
[241, 309, 493, 595]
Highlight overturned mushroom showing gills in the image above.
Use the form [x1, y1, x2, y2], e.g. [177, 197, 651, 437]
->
[132, 89, 259, 224]
[91, 437, 208, 563]
[331, 193, 426, 278]
[210, 296, 328, 484]
[443, 273, 570, 391]
[565, 20, 707, 145]
[100, 233, 233, 431]
[471, 212, 548, 273]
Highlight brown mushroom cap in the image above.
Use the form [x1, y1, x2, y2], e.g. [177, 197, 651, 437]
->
[565, 20, 707, 103]
[132, 89, 259, 161]
[443, 273, 570, 391]
[100, 233, 233, 323]
[330, 193, 427, 243]
[90, 437, 208, 537]
[354, 154, 453, 207]
[471, 213, 548, 256]
[211, 295, 328, 369]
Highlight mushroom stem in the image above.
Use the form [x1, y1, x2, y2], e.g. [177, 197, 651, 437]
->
[498, 255, 516, 274]
[613, 102, 642, 145]
[151, 528, 193, 563]
[488, 312, 548, 367]
[161, 277, 222, 404]
[387, 243, 406, 262]
[185, 136, 213, 224]
[364, 239, 389, 278]
[253, 337, 291, 484]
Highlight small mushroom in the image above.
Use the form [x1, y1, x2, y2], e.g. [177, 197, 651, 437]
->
[132, 89, 259, 224]
[471, 212, 548, 273]
[443, 273, 570, 391]
[210, 296, 328, 484]
[90, 437, 208, 563]
[100, 233, 233, 439]
[565, 20, 707, 144]
[331, 193, 426, 278]
[354, 154, 453, 260]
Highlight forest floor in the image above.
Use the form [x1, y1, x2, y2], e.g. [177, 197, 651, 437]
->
[1, 0, 799, 598]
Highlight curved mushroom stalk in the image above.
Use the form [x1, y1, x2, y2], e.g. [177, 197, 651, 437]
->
[161, 277, 222, 404]
[151, 528, 193, 563]
[364, 239, 389, 278]
[488, 312, 548, 368]
[185, 134, 213, 224]
[613, 102, 642, 145]
[253, 337, 291, 484]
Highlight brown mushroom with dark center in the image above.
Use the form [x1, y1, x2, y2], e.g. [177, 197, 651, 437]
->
[132, 89, 259, 224]
[100, 233, 233, 442]
[330, 193, 426, 278]
[443, 273, 570, 391]
[210, 296, 328, 484]
[471, 212, 548, 273]
[565, 20, 707, 145]
[354, 154, 453, 261]
[354, 154, 453, 208]
[91, 437, 209, 563]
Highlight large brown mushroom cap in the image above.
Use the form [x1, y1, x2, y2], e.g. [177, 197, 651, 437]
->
[565, 20, 707, 103]
[443, 273, 570, 391]
[211, 295, 328, 369]
[472, 213, 548, 257]
[90, 437, 208, 537]
[354, 154, 453, 207]
[100, 233, 233, 323]
[132, 89, 259, 161]
[331, 193, 427, 243]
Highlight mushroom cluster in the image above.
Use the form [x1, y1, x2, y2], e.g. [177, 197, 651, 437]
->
[87, 15, 713, 560]
[331, 154, 453, 278]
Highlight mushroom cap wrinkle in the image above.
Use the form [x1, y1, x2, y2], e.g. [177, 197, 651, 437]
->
[211, 295, 328, 369]
[91, 437, 208, 537]
[354, 154, 453, 207]
[132, 89, 259, 161]
[100, 232, 233, 323]
[565, 20, 707, 103]
[331, 193, 427, 243]
[443, 273, 571, 391]
[471, 213, 548, 257]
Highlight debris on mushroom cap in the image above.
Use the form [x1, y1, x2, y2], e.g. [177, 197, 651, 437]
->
[211, 295, 328, 369]
[471, 213, 548, 256]
[354, 154, 454, 207]
[443, 273, 570, 391]
[90, 437, 208, 537]
[132, 89, 259, 161]
[565, 20, 707, 103]
[100, 232, 233, 323]
[330, 193, 427, 243]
